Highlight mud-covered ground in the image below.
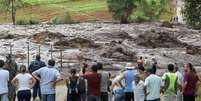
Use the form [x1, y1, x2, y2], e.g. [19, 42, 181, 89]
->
[1, 22, 201, 100]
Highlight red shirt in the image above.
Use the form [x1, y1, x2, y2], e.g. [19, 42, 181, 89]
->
[83, 72, 101, 96]
[183, 71, 198, 96]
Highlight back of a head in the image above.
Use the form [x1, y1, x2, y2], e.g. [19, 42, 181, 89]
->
[48, 59, 55, 67]
[70, 69, 77, 75]
[0, 59, 5, 68]
[36, 55, 41, 61]
[97, 62, 103, 70]
[168, 64, 174, 72]
[145, 68, 153, 74]
[20, 65, 27, 73]
[91, 64, 98, 73]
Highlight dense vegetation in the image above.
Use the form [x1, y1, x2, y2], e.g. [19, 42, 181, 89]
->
[182, 0, 201, 28]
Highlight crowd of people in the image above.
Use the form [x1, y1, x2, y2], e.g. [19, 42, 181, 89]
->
[0, 54, 200, 101]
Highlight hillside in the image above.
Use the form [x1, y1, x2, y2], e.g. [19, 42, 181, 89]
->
[0, 0, 175, 23]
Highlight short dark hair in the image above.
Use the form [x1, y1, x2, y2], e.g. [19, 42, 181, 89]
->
[48, 59, 55, 66]
[36, 55, 41, 60]
[0, 60, 5, 67]
[70, 69, 77, 75]
[97, 63, 103, 70]
[168, 64, 174, 72]
[91, 64, 98, 72]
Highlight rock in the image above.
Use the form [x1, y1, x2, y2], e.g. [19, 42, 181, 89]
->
[95, 31, 132, 41]
[54, 37, 99, 48]
[160, 21, 174, 28]
[135, 29, 187, 48]
[32, 31, 65, 44]
[186, 45, 201, 55]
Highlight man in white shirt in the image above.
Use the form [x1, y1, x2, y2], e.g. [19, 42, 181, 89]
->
[0, 60, 9, 101]
[144, 68, 162, 101]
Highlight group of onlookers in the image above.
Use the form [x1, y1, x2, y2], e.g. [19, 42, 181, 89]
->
[0, 54, 200, 101]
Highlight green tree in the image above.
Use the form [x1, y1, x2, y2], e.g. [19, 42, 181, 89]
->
[107, 0, 139, 24]
[182, 0, 201, 28]
[0, 0, 27, 25]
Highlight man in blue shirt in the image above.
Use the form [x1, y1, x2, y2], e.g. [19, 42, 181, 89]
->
[32, 59, 62, 101]
[29, 55, 46, 100]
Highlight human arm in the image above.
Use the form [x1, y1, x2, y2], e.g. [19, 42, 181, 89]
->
[11, 75, 18, 88]
[32, 70, 41, 81]
[30, 76, 37, 89]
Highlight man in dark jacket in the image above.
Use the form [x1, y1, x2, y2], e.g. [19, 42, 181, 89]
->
[29, 55, 46, 100]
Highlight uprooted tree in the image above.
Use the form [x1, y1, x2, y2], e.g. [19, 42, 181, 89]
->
[107, 0, 139, 24]
[182, 0, 201, 28]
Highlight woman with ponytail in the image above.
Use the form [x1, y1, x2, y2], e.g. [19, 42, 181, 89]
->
[12, 65, 36, 101]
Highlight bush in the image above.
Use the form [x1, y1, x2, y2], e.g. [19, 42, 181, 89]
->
[16, 19, 39, 25]
[49, 12, 78, 24]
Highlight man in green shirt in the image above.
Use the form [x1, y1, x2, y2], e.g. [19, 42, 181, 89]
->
[162, 64, 180, 101]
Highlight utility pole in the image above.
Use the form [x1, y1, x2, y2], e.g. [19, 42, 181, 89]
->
[27, 41, 30, 67]
[60, 49, 63, 68]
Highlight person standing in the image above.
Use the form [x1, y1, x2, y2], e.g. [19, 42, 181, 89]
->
[144, 68, 162, 101]
[5, 54, 18, 101]
[183, 63, 199, 101]
[0, 60, 9, 101]
[32, 59, 62, 101]
[119, 63, 137, 101]
[133, 74, 145, 101]
[174, 63, 183, 101]
[29, 55, 46, 100]
[11, 65, 36, 101]
[162, 64, 180, 101]
[82, 64, 101, 101]
[111, 70, 125, 101]
[97, 63, 110, 101]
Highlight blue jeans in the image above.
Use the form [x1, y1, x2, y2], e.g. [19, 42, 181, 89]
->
[114, 89, 124, 101]
[87, 95, 100, 101]
[41, 94, 55, 101]
[0, 93, 8, 101]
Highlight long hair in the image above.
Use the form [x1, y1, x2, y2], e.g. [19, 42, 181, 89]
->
[187, 63, 196, 73]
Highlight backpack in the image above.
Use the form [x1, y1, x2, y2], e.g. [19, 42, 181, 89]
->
[68, 77, 79, 95]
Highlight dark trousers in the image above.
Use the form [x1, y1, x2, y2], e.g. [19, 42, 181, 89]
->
[183, 95, 195, 101]
[41, 94, 55, 101]
[67, 94, 81, 101]
[124, 92, 134, 101]
[17, 90, 31, 101]
[33, 81, 41, 100]
[100, 92, 108, 101]
[146, 98, 160, 101]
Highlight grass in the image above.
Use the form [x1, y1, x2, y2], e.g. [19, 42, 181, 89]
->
[0, 0, 175, 23]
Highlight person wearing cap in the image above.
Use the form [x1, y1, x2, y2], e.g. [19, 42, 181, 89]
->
[144, 68, 162, 101]
[119, 63, 137, 101]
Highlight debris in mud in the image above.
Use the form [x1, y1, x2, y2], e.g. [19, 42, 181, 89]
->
[160, 21, 174, 28]
[95, 31, 132, 41]
[186, 45, 201, 55]
[0, 31, 26, 40]
[32, 31, 65, 44]
[135, 30, 187, 48]
[100, 41, 136, 61]
[54, 37, 99, 48]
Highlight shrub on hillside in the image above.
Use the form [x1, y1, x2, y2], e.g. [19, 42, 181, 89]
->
[16, 19, 39, 25]
[49, 12, 79, 24]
